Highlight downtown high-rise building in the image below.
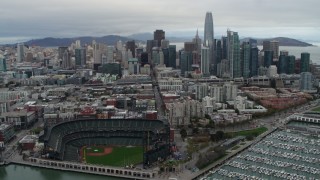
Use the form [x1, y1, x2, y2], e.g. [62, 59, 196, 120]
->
[241, 42, 251, 79]
[168, 45, 177, 68]
[264, 50, 273, 68]
[286, 55, 296, 74]
[278, 54, 287, 74]
[180, 50, 193, 76]
[0, 55, 6, 72]
[250, 46, 259, 77]
[204, 12, 215, 75]
[227, 30, 241, 78]
[263, 40, 279, 59]
[126, 40, 136, 58]
[75, 48, 86, 67]
[300, 52, 310, 72]
[17, 43, 24, 62]
[154, 30, 165, 47]
[201, 47, 210, 76]
[204, 12, 214, 47]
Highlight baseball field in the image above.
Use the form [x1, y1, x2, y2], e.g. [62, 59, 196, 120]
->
[82, 146, 143, 167]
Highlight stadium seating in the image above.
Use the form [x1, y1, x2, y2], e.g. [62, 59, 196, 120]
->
[43, 119, 170, 163]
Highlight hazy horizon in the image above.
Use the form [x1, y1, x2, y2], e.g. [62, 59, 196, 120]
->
[1, 0, 319, 44]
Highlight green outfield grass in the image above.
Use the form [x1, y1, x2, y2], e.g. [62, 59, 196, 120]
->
[84, 146, 143, 167]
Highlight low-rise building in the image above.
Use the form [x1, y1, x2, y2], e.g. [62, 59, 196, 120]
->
[0, 124, 15, 144]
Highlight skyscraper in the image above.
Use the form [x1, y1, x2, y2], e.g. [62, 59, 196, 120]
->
[300, 52, 310, 72]
[106, 46, 114, 63]
[0, 55, 6, 72]
[168, 45, 176, 68]
[203, 12, 217, 74]
[201, 47, 210, 76]
[300, 72, 312, 91]
[215, 40, 222, 66]
[241, 42, 251, 79]
[162, 48, 169, 67]
[192, 29, 202, 54]
[180, 50, 193, 76]
[154, 30, 165, 47]
[75, 48, 86, 67]
[263, 40, 279, 59]
[278, 54, 287, 74]
[287, 55, 295, 74]
[264, 50, 273, 68]
[204, 12, 214, 47]
[62, 49, 71, 69]
[204, 12, 215, 75]
[250, 46, 259, 77]
[58, 46, 68, 60]
[126, 41, 136, 58]
[227, 30, 241, 78]
[17, 43, 24, 62]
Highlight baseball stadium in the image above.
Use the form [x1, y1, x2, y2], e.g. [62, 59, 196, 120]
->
[42, 119, 170, 168]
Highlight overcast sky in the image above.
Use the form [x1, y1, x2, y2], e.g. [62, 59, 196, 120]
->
[1, 0, 320, 43]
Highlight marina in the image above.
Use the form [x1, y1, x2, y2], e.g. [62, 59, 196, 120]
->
[203, 122, 320, 180]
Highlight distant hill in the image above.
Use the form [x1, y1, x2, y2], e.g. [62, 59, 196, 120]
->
[24, 35, 138, 47]
[241, 37, 313, 47]
[3, 34, 313, 47]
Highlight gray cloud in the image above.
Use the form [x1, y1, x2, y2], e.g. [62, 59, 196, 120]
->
[0, 0, 319, 43]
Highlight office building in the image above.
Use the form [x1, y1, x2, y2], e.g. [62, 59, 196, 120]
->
[154, 30, 165, 47]
[126, 41, 135, 58]
[62, 50, 71, 69]
[201, 47, 210, 76]
[75, 48, 86, 67]
[242, 42, 251, 79]
[264, 50, 273, 68]
[278, 54, 287, 74]
[263, 40, 279, 59]
[204, 12, 215, 75]
[128, 58, 140, 74]
[280, 50, 289, 56]
[140, 52, 149, 66]
[161, 39, 169, 49]
[0, 55, 6, 72]
[162, 48, 169, 67]
[168, 45, 176, 68]
[300, 72, 312, 91]
[180, 50, 193, 76]
[58, 47, 68, 60]
[17, 43, 24, 62]
[106, 46, 114, 63]
[216, 40, 222, 69]
[300, 52, 310, 72]
[192, 30, 202, 54]
[99, 63, 122, 77]
[227, 30, 241, 78]
[287, 55, 295, 74]
[204, 12, 214, 47]
[250, 46, 259, 77]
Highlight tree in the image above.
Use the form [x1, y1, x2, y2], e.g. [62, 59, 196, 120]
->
[208, 120, 215, 128]
[180, 128, 187, 140]
[192, 127, 199, 135]
[204, 114, 211, 120]
[216, 131, 225, 141]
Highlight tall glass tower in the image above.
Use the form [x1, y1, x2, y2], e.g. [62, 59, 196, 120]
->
[204, 12, 215, 75]
[204, 12, 214, 47]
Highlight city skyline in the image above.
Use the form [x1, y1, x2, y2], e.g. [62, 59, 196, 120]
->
[1, 0, 320, 43]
